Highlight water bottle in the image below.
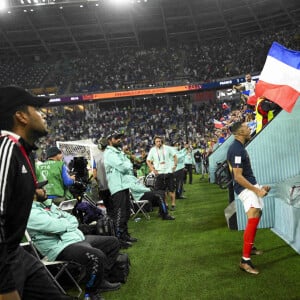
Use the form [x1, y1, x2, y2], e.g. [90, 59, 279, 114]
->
[134, 217, 141, 222]
[83, 293, 91, 300]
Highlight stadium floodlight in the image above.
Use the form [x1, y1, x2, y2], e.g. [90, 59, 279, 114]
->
[7, 0, 148, 9]
[0, 1, 8, 11]
[109, 0, 130, 5]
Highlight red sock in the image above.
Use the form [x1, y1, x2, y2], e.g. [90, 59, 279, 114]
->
[242, 217, 260, 259]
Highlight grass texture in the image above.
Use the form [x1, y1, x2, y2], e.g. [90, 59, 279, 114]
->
[77, 175, 300, 300]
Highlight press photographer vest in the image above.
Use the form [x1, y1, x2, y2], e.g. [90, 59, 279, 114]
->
[36, 160, 69, 198]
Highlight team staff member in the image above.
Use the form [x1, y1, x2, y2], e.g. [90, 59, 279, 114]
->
[27, 198, 121, 300]
[104, 131, 137, 247]
[124, 174, 175, 220]
[183, 142, 195, 185]
[172, 142, 187, 199]
[0, 86, 72, 300]
[146, 136, 178, 210]
[227, 121, 270, 275]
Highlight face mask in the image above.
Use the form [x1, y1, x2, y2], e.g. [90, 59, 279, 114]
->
[42, 198, 53, 207]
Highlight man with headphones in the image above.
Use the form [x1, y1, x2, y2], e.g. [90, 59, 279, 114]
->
[146, 136, 178, 210]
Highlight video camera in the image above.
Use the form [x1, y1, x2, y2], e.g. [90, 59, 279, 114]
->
[69, 156, 89, 183]
[68, 156, 89, 197]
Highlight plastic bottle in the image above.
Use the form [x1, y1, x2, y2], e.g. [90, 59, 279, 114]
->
[134, 217, 141, 222]
[83, 293, 91, 300]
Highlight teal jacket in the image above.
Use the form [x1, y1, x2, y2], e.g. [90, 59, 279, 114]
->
[104, 146, 134, 195]
[175, 148, 186, 171]
[123, 174, 150, 201]
[184, 149, 195, 165]
[27, 202, 84, 261]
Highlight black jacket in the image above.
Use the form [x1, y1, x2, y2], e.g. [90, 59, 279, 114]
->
[0, 131, 37, 293]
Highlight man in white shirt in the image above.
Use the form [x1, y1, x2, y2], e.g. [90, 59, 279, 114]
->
[233, 73, 256, 99]
[146, 136, 178, 210]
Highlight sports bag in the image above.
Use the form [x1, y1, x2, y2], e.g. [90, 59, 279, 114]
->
[144, 173, 156, 189]
[107, 253, 130, 283]
[95, 215, 115, 236]
[215, 160, 232, 189]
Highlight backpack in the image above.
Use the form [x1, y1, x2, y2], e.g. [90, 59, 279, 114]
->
[73, 201, 104, 224]
[107, 253, 131, 283]
[95, 215, 115, 236]
[144, 173, 156, 189]
[215, 160, 232, 189]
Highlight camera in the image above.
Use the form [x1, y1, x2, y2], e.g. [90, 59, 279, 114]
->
[68, 156, 89, 198]
[69, 156, 89, 183]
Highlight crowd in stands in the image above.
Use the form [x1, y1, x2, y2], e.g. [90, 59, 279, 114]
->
[1, 28, 294, 158]
[38, 93, 245, 161]
[0, 28, 298, 95]
[42, 97, 205, 152]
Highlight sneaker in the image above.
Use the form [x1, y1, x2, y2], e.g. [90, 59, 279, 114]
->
[125, 235, 138, 243]
[251, 246, 263, 255]
[122, 232, 138, 243]
[170, 205, 176, 211]
[99, 280, 121, 292]
[239, 259, 259, 275]
[119, 239, 132, 249]
[162, 214, 175, 220]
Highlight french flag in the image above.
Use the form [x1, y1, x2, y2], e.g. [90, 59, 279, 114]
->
[255, 42, 300, 113]
[213, 119, 224, 129]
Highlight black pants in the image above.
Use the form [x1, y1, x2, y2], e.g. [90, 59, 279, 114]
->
[99, 189, 113, 218]
[184, 164, 193, 184]
[174, 168, 185, 197]
[111, 189, 131, 238]
[57, 235, 119, 294]
[9, 247, 72, 300]
[154, 173, 175, 192]
[141, 191, 168, 217]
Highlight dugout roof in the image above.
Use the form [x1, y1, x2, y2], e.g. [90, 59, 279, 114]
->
[0, 0, 299, 57]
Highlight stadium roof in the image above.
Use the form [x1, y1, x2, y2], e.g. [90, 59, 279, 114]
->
[0, 0, 299, 57]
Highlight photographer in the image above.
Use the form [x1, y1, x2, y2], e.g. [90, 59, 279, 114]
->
[136, 148, 150, 177]
[93, 138, 113, 216]
[36, 146, 75, 205]
[122, 144, 143, 177]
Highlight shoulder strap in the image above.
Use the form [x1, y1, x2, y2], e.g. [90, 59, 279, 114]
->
[6, 135, 38, 188]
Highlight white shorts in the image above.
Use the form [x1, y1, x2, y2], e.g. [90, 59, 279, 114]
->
[238, 184, 264, 213]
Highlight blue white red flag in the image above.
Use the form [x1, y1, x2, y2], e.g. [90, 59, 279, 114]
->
[255, 42, 300, 113]
[242, 90, 250, 96]
[213, 119, 224, 129]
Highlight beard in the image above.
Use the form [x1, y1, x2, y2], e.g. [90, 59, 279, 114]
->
[112, 141, 122, 148]
[245, 135, 251, 143]
[30, 128, 48, 141]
